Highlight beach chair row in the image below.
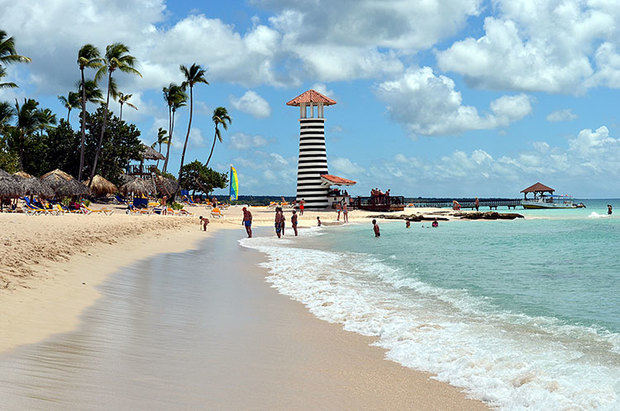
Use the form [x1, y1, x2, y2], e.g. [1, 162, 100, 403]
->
[20, 198, 113, 216]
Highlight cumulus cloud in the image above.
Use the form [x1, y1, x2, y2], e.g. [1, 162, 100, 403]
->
[229, 132, 269, 150]
[374, 125, 619, 196]
[330, 157, 364, 175]
[546, 109, 577, 122]
[375, 67, 533, 136]
[229, 90, 272, 118]
[436, 0, 620, 93]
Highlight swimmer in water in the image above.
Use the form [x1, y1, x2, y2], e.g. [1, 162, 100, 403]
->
[608, 204, 613, 215]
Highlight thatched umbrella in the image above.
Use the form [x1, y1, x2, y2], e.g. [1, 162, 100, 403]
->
[12, 171, 55, 198]
[154, 174, 178, 197]
[41, 169, 90, 198]
[0, 169, 24, 205]
[140, 144, 166, 161]
[84, 174, 117, 197]
[120, 176, 152, 196]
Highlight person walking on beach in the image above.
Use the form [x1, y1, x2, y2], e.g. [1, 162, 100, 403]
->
[299, 199, 305, 215]
[336, 201, 341, 221]
[608, 204, 613, 215]
[291, 210, 298, 236]
[161, 195, 168, 215]
[199, 216, 209, 231]
[372, 219, 380, 237]
[317, 216, 321, 227]
[475, 197, 479, 211]
[275, 207, 284, 238]
[342, 202, 349, 223]
[242, 207, 253, 238]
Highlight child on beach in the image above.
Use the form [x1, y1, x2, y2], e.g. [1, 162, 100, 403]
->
[199, 216, 209, 231]
[242, 207, 253, 238]
[317, 216, 321, 226]
[291, 210, 298, 236]
[342, 202, 348, 223]
[373, 219, 380, 237]
[299, 200, 305, 215]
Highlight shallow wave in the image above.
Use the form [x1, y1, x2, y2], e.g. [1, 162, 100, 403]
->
[239, 236, 619, 410]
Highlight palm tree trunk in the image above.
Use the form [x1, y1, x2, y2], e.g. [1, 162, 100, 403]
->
[119, 101, 123, 122]
[205, 126, 218, 167]
[176, 86, 193, 197]
[89, 70, 111, 186]
[163, 106, 172, 172]
[156, 142, 161, 169]
[67, 107, 71, 123]
[78, 67, 87, 181]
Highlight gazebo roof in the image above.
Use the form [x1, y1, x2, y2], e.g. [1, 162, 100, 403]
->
[521, 182, 554, 193]
[286, 89, 337, 106]
[320, 174, 356, 186]
[139, 144, 165, 161]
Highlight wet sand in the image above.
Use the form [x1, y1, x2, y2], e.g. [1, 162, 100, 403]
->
[0, 228, 485, 410]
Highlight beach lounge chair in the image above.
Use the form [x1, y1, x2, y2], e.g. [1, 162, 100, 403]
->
[115, 194, 128, 204]
[210, 207, 223, 218]
[81, 203, 113, 215]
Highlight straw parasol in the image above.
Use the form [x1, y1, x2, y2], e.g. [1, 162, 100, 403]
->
[84, 174, 117, 197]
[154, 174, 178, 197]
[120, 176, 153, 196]
[139, 144, 165, 161]
[0, 169, 24, 200]
[40, 169, 90, 198]
[12, 171, 55, 198]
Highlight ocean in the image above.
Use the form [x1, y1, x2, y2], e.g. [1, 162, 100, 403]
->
[240, 199, 619, 409]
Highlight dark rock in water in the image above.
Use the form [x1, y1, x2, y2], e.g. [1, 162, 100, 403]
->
[454, 212, 523, 220]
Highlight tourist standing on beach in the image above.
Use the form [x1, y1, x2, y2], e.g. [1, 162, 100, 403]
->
[162, 195, 168, 215]
[291, 210, 298, 236]
[342, 202, 349, 223]
[242, 207, 253, 238]
[275, 207, 284, 238]
[317, 216, 321, 226]
[336, 202, 341, 221]
[475, 197, 479, 211]
[299, 200, 305, 215]
[372, 219, 380, 237]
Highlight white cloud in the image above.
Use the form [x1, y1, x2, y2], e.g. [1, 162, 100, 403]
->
[310, 83, 335, 98]
[546, 109, 578, 122]
[436, 0, 620, 93]
[330, 157, 364, 175]
[375, 67, 533, 136]
[229, 90, 271, 118]
[229, 132, 269, 150]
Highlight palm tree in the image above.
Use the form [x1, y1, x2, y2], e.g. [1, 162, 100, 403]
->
[177, 64, 208, 191]
[57, 91, 80, 122]
[151, 127, 169, 169]
[162, 83, 187, 172]
[0, 67, 17, 89]
[89, 43, 141, 184]
[77, 79, 104, 104]
[0, 30, 31, 66]
[77, 44, 103, 181]
[115, 92, 137, 121]
[0, 101, 13, 133]
[36, 108, 57, 136]
[12, 99, 43, 169]
[206, 107, 232, 167]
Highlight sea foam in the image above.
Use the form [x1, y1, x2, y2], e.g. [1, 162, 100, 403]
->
[239, 234, 619, 410]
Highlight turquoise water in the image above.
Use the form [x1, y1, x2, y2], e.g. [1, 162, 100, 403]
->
[241, 201, 619, 409]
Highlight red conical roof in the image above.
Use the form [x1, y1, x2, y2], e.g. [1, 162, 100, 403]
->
[286, 89, 337, 106]
[521, 182, 554, 193]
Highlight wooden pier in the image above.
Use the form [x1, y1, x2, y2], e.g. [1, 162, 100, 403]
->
[406, 198, 522, 210]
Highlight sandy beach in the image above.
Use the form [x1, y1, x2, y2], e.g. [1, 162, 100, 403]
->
[0, 204, 488, 409]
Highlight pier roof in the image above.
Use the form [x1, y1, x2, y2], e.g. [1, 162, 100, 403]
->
[321, 174, 356, 186]
[521, 182, 554, 193]
[286, 89, 337, 106]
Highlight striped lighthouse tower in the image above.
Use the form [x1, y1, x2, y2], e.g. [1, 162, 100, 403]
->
[286, 90, 337, 210]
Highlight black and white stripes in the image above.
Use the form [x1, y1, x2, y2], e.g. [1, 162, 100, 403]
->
[296, 118, 328, 209]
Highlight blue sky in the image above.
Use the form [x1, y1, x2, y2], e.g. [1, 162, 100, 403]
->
[1, 0, 618, 197]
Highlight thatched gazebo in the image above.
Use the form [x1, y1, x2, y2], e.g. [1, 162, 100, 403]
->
[153, 174, 178, 197]
[120, 176, 152, 197]
[84, 175, 117, 197]
[41, 169, 90, 198]
[0, 169, 24, 210]
[140, 144, 166, 162]
[13, 171, 55, 198]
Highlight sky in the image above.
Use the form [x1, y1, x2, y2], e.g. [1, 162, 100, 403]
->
[0, 0, 618, 198]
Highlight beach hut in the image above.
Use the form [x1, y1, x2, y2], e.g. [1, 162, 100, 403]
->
[120, 176, 152, 197]
[40, 169, 90, 198]
[0, 169, 24, 210]
[84, 174, 117, 197]
[13, 171, 55, 198]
